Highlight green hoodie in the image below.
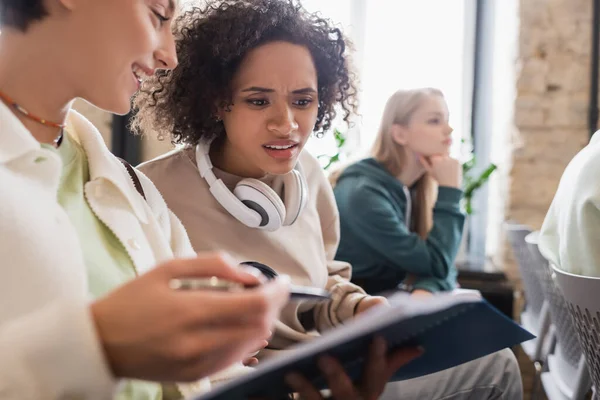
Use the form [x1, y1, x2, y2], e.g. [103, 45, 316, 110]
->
[333, 158, 465, 294]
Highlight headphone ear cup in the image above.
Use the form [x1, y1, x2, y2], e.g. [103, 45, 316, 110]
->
[196, 143, 263, 228]
[234, 178, 286, 231]
[281, 169, 307, 226]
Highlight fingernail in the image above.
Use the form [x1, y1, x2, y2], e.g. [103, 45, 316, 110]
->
[239, 265, 267, 282]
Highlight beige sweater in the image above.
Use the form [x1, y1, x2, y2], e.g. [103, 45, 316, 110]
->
[139, 147, 367, 350]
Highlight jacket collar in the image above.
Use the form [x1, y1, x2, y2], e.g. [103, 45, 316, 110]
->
[0, 100, 41, 164]
[0, 102, 149, 223]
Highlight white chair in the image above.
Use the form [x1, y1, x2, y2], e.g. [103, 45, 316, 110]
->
[536, 262, 590, 400]
[505, 223, 550, 361]
[524, 231, 557, 398]
[553, 265, 600, 400]
[524, 231, 554, 362]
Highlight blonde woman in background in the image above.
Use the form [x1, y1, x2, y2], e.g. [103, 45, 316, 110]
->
[333, 88, 464, 296]
[333, 88, 524, 400]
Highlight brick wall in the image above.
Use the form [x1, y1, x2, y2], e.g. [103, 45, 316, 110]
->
[501, 0, 593, 279]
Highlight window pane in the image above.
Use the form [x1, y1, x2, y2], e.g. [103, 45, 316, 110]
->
[300, 0, 352, 33]
[359, 0, 467, 156]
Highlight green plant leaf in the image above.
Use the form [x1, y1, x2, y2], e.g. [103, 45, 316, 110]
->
[462, 156, 476, 174]
[333, 129, 346, 148]
[465, 163, 496, 195]
[318, 128, 348, 171]
[465, 198, 473, 215]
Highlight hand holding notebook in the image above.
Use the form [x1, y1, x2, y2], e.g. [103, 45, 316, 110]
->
[193, 290, 534, 400]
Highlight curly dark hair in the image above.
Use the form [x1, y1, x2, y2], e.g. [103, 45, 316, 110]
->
[0, 0, 47, 31]
[131, 0, 359, 146]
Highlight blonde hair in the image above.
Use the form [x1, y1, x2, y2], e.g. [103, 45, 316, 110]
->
[333, 87, 444, 239]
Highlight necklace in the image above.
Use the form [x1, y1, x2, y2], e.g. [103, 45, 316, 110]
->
[0, 89, 65, 147]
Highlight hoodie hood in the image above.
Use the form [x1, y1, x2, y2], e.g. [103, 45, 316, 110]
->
[338, 158, 405, 190]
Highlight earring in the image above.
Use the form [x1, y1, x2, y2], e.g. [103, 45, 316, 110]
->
[215, 115, 222, 122]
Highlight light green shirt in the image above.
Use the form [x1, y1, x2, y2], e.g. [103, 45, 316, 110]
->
[45, 134, 163, 400]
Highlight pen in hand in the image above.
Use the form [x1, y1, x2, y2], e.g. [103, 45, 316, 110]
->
[169, 276, 331, 302]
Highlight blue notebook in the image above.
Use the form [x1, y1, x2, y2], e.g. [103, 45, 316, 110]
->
[193, 290, 534, 400]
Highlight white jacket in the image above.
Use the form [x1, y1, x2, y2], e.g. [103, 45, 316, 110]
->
[539, 130, 600, 278]
[0, 102, 209, 399]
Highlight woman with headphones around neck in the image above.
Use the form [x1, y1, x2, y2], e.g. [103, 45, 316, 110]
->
[134, 1, 522, 399]
[134, 0, 386, 358]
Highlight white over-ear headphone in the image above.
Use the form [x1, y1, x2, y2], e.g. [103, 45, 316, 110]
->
[195, 140, 308, 232]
